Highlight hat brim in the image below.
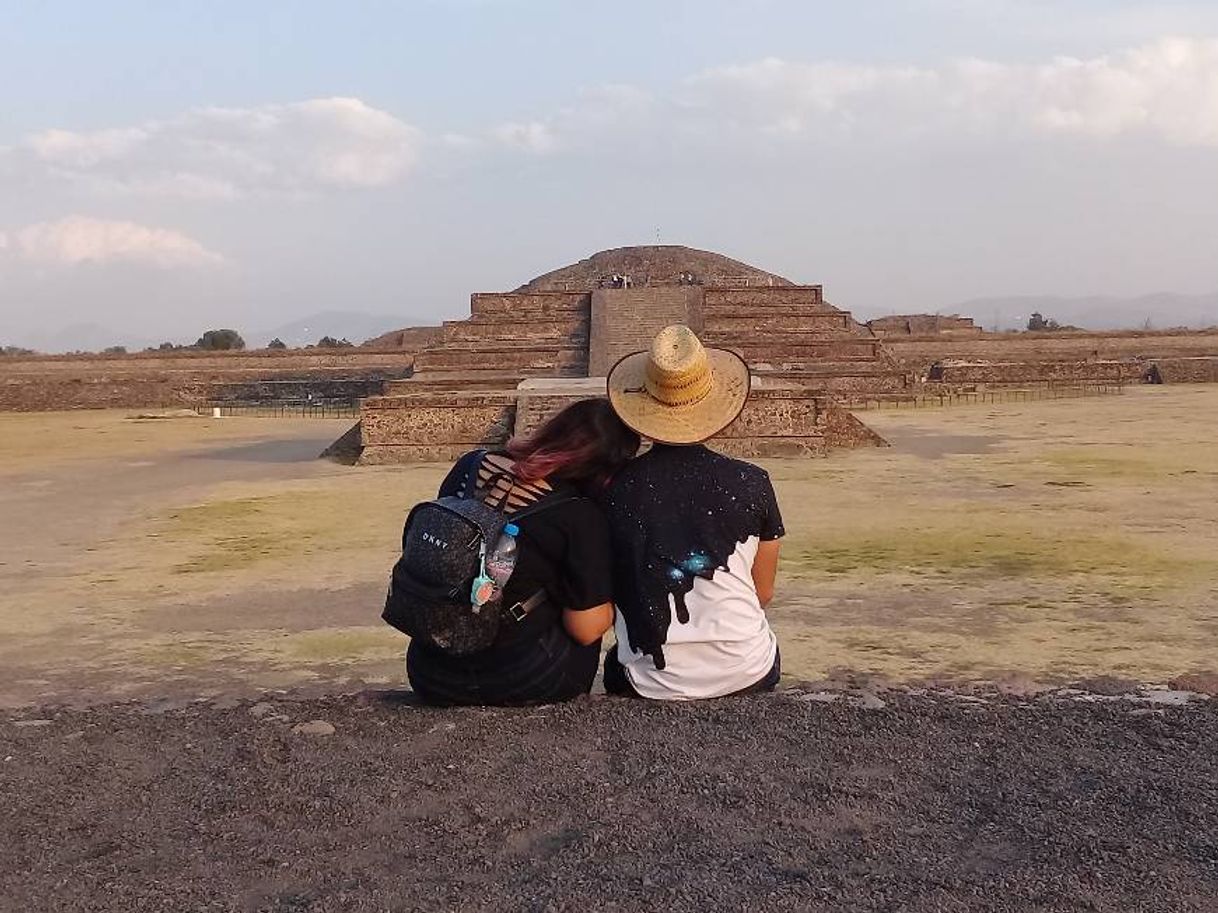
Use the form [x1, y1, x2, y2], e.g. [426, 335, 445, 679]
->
[606, 347, 751, 445]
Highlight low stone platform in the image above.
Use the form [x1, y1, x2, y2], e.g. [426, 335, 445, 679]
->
[929, 358, 1147, 386]
[356, 377, 886, 464]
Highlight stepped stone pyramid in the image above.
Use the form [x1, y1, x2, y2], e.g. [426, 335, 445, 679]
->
[356, 246, 899, 463]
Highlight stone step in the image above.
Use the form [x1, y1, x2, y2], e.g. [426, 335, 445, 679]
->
[732, 340, 885, 361]
[413, 345, 588, 373]
[469, 292, 590, 319]
[442, 318, 589, 344]
[384, 372, 533, 393]
[393, 364, 587, 388]
[702, 330, 871, 348]
[417, 340, 589, 353]
[702, 287, 831, 311]
[750, 357, 906, 372]
[761, 370, 911, 394]
[701, 311, 854, 331]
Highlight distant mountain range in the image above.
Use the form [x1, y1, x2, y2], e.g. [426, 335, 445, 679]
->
[12, 293, 1218, 354]
[934, 292, 1218, 332]
[244, 311, 412, 349]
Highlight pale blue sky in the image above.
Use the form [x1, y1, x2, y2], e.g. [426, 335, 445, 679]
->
[3, 1, 1218, 348]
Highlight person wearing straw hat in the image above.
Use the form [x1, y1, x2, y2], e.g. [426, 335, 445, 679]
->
[601, 324, 784, 700]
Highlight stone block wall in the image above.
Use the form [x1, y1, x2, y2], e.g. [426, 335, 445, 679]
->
[404, 379, 891, 465]
[885, 329, 1218, 377]
[358, 391, 517, 464]
[0, 350, 417, 412]
[928, 359, 1146, 385]
[869, 315, 982, 337]
[1150, 356, 1218, 384]
[468, 291, 590, 319]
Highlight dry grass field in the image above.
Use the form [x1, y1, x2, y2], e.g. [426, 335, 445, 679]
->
[1, 386, 1216, 707]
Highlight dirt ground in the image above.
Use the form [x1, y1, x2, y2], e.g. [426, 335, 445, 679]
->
[3, 390, 1217, 912]
[2, 386, 1217, 708]
[3, 690, 1216, 912]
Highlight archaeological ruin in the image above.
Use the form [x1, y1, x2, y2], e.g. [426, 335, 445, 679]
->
[5, 243, 1217, 463]
[355, 246, 895, 463]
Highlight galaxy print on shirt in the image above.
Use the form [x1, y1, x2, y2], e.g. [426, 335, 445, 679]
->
[604, 445, 785, 670]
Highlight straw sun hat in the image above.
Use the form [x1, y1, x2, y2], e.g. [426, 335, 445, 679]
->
[606, 325, 751, 445]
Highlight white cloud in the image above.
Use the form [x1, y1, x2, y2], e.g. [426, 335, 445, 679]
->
[684, 37, 1218, 146]
[9, 216, 224, 268]
[18, 97, 422, 199]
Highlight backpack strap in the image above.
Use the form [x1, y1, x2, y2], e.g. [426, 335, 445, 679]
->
[499, 491, 581, 623]
[504, 587, 551, 623]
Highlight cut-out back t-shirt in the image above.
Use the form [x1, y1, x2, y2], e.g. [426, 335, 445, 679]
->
[434, 450, 614, 651]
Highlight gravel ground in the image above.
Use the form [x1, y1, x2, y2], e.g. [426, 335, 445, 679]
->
[2, 690, 1216, 913]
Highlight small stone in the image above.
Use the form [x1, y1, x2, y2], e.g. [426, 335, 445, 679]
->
[793, 691, 840, 704]
[291, 720, 335, 736]
[13, 719, 53, 728]
[1139, 690, 1195, 706]
[1073, 675, 1140, 696]
[856, 691, 887, 710]
[993, 674, 1054, 698]
[211, 696, 241, 710]
[249, 702, 278, 718]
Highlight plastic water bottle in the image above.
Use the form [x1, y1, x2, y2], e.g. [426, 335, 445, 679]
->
[485, 523, 519, 589]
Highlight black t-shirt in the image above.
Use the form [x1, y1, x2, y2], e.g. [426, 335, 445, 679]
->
[602, 444, 785, 667]
[436, 450, 614, 650]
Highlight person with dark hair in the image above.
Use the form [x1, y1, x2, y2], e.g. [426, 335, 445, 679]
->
[403, 398, 640, 706]
[601, 325, 784, 700]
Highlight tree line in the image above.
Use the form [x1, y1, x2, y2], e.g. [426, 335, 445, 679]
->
[1, 330, 359, 356]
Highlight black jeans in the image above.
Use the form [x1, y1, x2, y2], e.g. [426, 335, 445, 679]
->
[407, 624, 601, 707]
[603, 645, 781, 699]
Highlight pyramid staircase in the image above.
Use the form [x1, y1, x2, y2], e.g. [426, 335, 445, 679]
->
[384, 291, 590, 394]
[699, 287, 911, 396]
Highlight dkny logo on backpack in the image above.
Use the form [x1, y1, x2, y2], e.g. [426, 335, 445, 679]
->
[421, 532, 450, 549]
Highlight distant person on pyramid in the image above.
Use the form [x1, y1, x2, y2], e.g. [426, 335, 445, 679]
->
[602, 325, 784, 700]
[384, 400, 639, 706]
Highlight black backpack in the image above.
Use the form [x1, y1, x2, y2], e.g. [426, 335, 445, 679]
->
[382, 451, 573, 655]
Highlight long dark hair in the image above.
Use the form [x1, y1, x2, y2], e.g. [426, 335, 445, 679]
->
[506, 398, 640, 490]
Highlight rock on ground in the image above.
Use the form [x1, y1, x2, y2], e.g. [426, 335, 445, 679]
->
[2, 692, 1216, 913]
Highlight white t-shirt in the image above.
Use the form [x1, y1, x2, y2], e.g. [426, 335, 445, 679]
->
[604, 444, 784, 701]
[614, 534, 777, 700]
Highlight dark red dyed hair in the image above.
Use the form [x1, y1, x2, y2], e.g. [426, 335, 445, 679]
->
[506, 398, 640, 490]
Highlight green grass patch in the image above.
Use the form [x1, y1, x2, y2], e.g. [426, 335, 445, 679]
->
[785, 525, 1207, 582]
[166, 497, 306, 574]
[277, 627, 401, 663]
[1036, 448, 1161, 479]
[160, 490, 397, 575]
